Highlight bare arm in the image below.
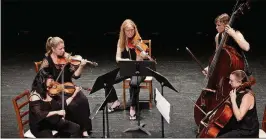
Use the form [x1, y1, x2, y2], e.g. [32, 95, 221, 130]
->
[231, 31, 250, 51]
[116, 39, 131, 63]
[225, 25, 250, 51]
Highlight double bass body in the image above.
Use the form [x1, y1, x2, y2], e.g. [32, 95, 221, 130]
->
[194, 45, 244, 126]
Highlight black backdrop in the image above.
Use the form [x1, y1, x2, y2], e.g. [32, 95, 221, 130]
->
[2, 0, 265, 60]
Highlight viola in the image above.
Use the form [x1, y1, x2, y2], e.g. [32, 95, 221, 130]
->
[47, 81, 91, 96]
[57, 55, 98, 67]
[131, 34, 157, 64]
[197, 76, 256, 138]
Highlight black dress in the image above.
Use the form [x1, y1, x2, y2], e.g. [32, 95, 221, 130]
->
[218, 90, 259, 138]
[40, 55, 92, 134]
[29, 94, 81, 138]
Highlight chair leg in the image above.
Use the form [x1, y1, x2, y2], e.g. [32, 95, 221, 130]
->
[149, 82, 153, 109]
[122, 81, 126, 110]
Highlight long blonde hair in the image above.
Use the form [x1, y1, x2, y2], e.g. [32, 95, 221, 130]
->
[45, 36, 64, 56]
[231, 70, 248, 83]
[118, 19, 141, 51]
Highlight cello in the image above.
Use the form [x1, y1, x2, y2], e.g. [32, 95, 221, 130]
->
[194, 1, 250, 127]
[197, 76, 256, 138]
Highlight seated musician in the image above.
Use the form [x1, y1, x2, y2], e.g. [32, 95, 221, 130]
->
[105, 19, 150, 120]
[39, 36, 92, 137]
[217, 70, 259, 138]
[29, 70, 81, 138]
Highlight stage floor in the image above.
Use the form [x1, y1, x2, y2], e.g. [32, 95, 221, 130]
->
[2, 54, 266, 138]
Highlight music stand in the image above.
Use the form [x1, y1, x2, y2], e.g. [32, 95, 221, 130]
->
[118, 60, 156, 136]
[89, 68, 120, 138]
[146, 67, 179, 138]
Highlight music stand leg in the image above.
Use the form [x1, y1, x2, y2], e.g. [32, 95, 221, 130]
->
[106, 105, 110, 138]
[102, 108, 105, 138]
[123, 84, 151, 136]
[161, 83, 165, 138]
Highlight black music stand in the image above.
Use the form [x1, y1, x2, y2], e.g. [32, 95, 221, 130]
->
[89, 68, 120, 138]
[118, 60, 156, 136]
[146, 67, 179, 138]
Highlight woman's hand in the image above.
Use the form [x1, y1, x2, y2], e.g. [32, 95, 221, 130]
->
[57, 110, 66, 117]
[230, 88, 237, 102]
[225, 25, 236, 37]
[202, 66, 209, 76]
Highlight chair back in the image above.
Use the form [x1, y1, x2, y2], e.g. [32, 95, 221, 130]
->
[34, 61, 42, 73]
[12, 90, 30, 138]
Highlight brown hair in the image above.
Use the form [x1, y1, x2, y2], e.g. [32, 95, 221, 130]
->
[215, 13, 230, 24]
[45, 36, 64, 56]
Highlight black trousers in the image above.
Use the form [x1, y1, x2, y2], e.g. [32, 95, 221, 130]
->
[65, 91, 92, 134]
[217, 129, 259, 138]
[105, 71, 145, 106]
[32, 118, 81, 138]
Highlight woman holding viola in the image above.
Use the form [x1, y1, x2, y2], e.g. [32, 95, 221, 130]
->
[39, 36, 92, 137]
[217, 70, 259, 138]
[29, 70, 81, 138]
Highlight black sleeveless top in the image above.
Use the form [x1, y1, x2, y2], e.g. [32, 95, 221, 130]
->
[234, 90, 259, 135]
[121, 48, 136, 60]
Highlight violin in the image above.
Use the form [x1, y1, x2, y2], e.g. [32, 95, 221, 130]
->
[57, 55, 98, 67]
[47, 81, 91, 96]
[131, 33, 157, 64]
[197, 76, 256, 138]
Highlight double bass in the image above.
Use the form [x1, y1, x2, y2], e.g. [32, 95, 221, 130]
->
[197, 76, 256, 138]
[194, 1, 250, 127]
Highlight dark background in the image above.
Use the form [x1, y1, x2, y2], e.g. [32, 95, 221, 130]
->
[2, 0, 266, 61]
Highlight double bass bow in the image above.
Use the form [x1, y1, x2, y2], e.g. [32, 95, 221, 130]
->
[193, 0, 250, 128]
[197, 76, 256, 138]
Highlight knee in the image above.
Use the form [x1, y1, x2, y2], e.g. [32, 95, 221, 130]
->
[71, 123, 81, 134]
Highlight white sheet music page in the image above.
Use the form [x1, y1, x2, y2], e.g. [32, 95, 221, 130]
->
[155, 88, 171, 124]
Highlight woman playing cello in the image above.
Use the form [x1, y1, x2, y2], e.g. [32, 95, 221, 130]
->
[217, 70, 259, 138]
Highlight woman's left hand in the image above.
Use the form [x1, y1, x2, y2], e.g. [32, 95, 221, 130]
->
[225, 25, 236, 37]
[230, 88, 237, 101]
[80, 59, 87, 67]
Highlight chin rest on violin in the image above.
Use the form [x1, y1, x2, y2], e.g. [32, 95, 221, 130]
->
[48, 81, 76, 96]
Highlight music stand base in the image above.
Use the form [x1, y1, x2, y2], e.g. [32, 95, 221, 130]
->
[123, 123, 151, 136]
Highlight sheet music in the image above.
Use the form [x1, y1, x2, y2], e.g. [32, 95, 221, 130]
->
[155, 88, 171, 124]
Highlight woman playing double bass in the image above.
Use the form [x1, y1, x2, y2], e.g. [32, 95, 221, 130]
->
[203, 13, 250, 76]
[217, 70, 259, 138]
[194, 11, 252, 127]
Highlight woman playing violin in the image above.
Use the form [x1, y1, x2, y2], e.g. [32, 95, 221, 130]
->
[29, 70, 81, 138]
[218, 70, 259, 138]
[39, 36, 92, 137]
[203, 13, 250, 76]
[104, 19, 151, 120]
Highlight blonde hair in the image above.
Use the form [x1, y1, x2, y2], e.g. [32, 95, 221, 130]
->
[45, 36, 64, 56]
[215, 13, 230, 25]
[118, 19, 141, 51]
[231, 70, 248, 83]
